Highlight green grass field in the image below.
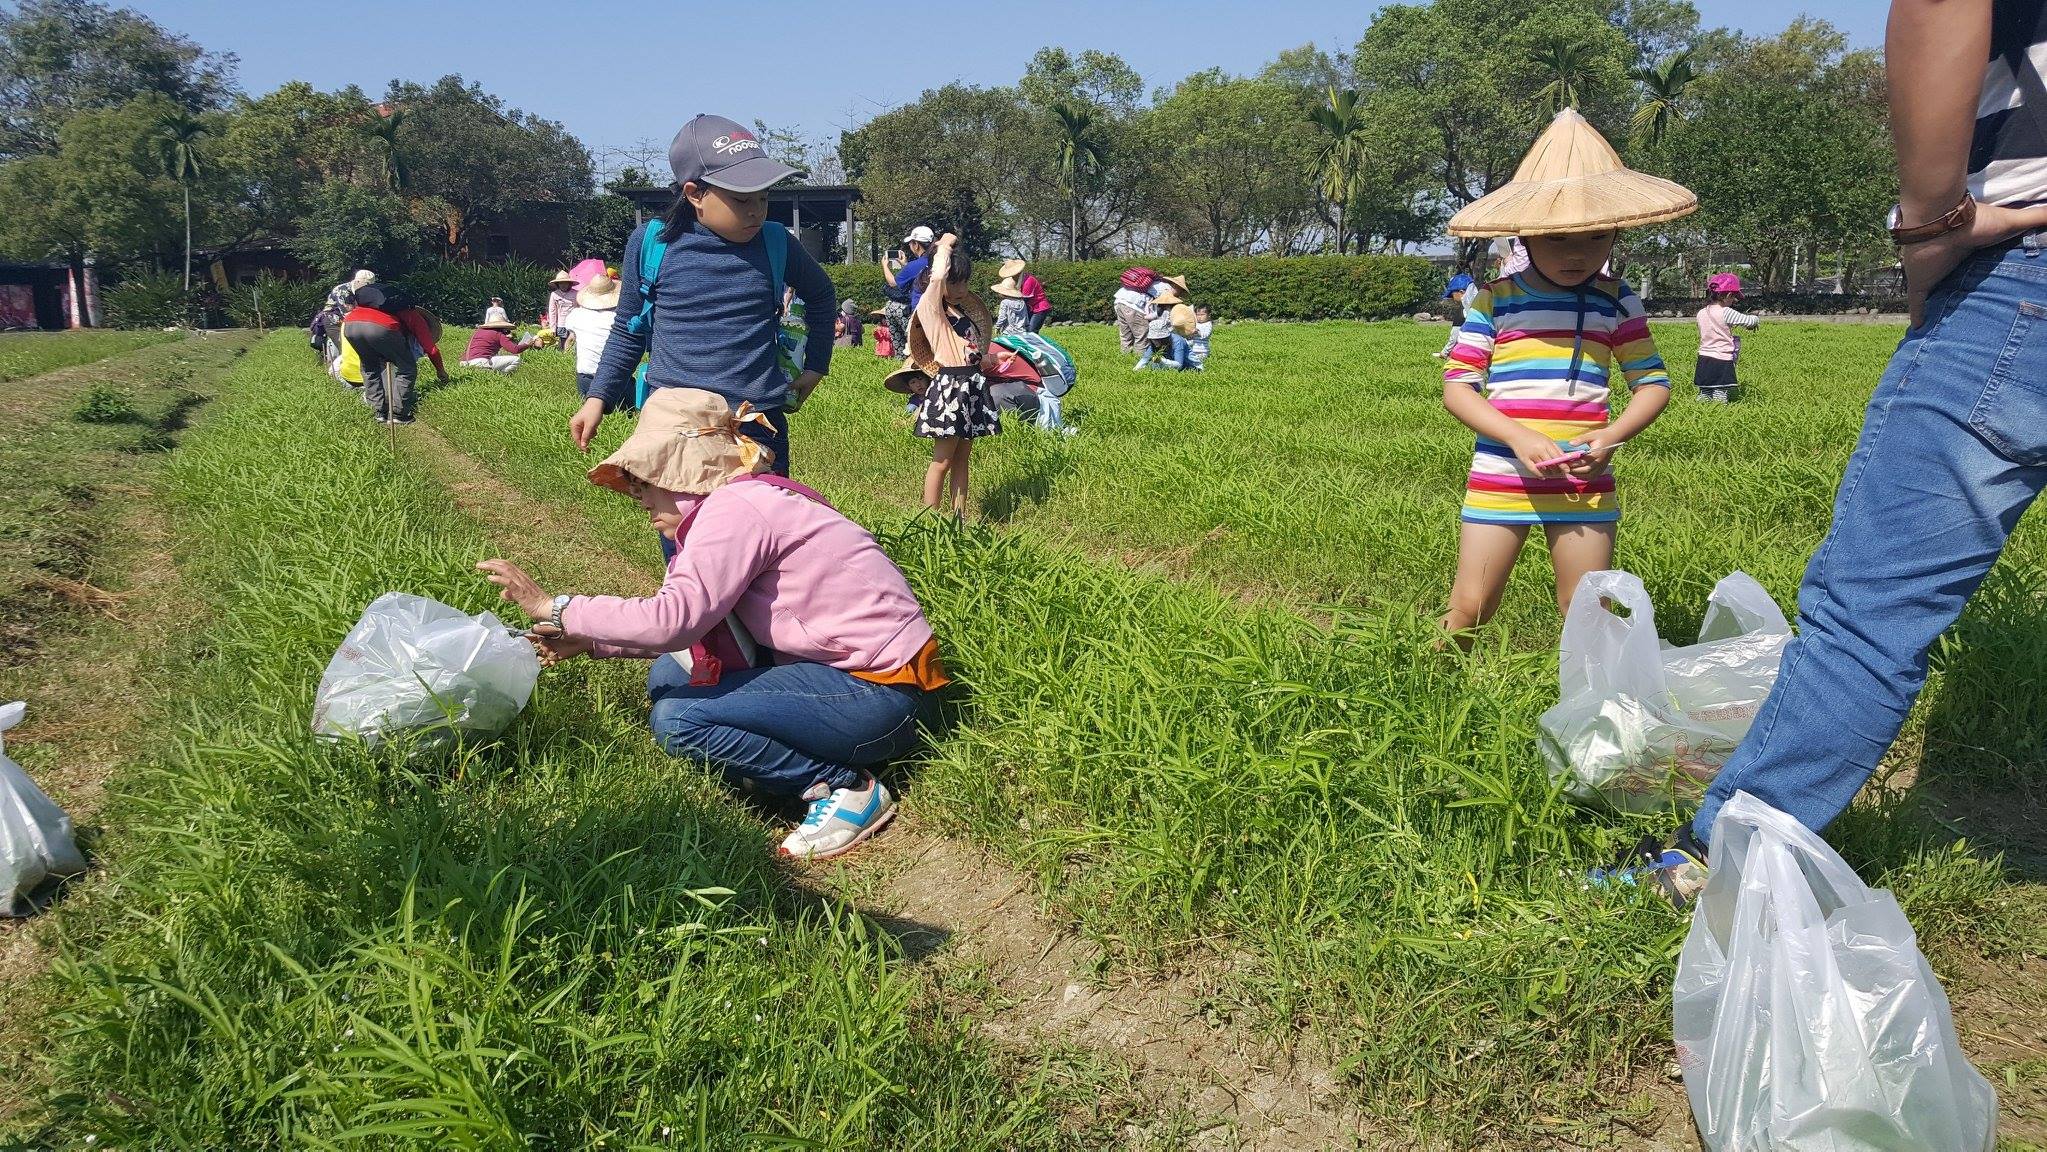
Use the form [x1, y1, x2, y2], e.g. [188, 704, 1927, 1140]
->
[3, 322, 2041, 1147]
[0, 329, 179, 383]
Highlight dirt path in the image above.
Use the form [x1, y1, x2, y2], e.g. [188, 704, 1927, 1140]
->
[396, 418, 1375, 1150]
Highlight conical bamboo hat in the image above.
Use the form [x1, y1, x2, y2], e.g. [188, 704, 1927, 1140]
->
[1448, 109, 1696, 237]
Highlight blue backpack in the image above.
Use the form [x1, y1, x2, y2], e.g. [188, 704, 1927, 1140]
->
[628, 220, 803, 408]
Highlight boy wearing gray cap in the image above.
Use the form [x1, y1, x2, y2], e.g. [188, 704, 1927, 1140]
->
[577, 114, 837, 476]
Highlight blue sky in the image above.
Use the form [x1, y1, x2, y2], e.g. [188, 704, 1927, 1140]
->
[139, 1, 1882, 171]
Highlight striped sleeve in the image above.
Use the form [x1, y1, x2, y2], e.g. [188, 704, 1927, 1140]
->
[1612, 284, 1669, 389]
[1444, 286, 1496, 390]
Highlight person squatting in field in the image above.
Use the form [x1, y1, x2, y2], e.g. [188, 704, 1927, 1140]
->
[883, 232, 1001, 518]
[478, 387, 946, 861]
[575, 113, 837, 478]
[1436, 108, 1690, 638]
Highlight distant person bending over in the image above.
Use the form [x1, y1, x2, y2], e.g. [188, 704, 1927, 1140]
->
[833, 299, 862, 348]
[1111, 273, 1155, 356]
[1693, 274, 1759, 403]
[989, 276, 1029, 335]
[1014, 260, 1052, 333]
[342, 284, 448, 424]
[1135, 287, 1185, 370]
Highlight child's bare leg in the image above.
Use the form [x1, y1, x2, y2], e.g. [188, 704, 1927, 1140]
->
[923, 437, 959, 510]
[1441, 521, 1530, 634]
[1544, 522, 1618, 616]
[949, 438, 973, 517]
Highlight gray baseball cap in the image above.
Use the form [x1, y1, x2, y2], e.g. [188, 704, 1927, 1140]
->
[667, 114, 800, 194]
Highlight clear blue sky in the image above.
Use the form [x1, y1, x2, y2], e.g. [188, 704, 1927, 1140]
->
[137, 1, 1883, 172]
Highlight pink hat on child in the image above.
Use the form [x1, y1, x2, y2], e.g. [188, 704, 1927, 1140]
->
[1707, 273, 1744, 294]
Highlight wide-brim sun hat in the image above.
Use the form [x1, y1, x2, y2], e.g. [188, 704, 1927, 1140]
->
[1449, 109, 1696, 238]
[1160, 274, 1190, 295]
[882, 366, 929, 396]
[578, 272, 621, 309]
[1151, 289, 1184, 307]
[548, 269, 576, 287]
[588, 388, 775, 496]
[989, 278, 1026, 299]
[998, 258, 1027, 279]
[479, 319, 517, 331]
[867, 307, 889, 318]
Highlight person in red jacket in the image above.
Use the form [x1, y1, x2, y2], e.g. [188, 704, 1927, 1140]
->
[342, 284, 447, 424]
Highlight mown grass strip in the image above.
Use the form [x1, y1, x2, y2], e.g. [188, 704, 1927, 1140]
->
[21, 337, 1110, 1148]
[421, 331, 2034, 1142]
[0, 329, 182, 383]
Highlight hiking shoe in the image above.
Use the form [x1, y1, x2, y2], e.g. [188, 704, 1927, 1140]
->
[780, 776, 895, 861]
[1590, 826, 1710, 910]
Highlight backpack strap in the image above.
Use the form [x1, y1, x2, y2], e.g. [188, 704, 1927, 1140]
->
[627, 222, 669, 336]
[763, 221, 789, 304]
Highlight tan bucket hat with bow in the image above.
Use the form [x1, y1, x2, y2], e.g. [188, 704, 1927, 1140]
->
[1449, 108, 1696, 237]
[588, 388, 774, 496]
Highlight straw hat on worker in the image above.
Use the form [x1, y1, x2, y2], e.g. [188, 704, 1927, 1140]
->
[1448, 108, 1695, 238]
[998, 258, 1027, 280]
[988, 278, 1027, 299]
[577, 271, 621, 310]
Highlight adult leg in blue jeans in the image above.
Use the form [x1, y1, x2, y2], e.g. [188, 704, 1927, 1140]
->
[646, 657, 923, 798]
[1691, 245, 2047, 848]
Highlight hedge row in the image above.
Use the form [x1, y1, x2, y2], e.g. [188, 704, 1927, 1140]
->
[1641, 293, 1906, 317]
[822, 254, 1441, 322]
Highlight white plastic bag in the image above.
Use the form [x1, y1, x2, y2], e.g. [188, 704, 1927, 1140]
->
[312, 593, 540, 749]
[1674, 792, 1997, 1151]
[1, 702, 87, 917]
[1539, 571, 1791, 811]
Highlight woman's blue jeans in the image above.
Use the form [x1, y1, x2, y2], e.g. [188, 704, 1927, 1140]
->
[646, 657, 925, 798]
[1693, 242, 2047, 845]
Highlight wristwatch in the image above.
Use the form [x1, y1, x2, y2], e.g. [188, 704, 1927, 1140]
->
[548, 594, 572, 634]
[1888, 195, 1976, 246]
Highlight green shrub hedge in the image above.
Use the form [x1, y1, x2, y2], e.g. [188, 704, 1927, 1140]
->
[397, 260, 560, 327]
[102, 274, 192, 329]
[222, 276, 328, 330]
[822, 254, 1441, 322]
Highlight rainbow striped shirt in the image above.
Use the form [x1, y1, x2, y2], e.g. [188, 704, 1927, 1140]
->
[1445, 274, 1668, 524]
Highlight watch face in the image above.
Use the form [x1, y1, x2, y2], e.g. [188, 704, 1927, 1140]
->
[1886, 204, 1903, 230]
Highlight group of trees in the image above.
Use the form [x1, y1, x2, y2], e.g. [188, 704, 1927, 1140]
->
[843, 0, 1897, 291]
[0, 0, 1899, 304]
[0, 0, 594, 290]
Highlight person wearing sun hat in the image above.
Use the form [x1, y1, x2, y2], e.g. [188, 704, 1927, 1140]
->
[1000, 257, 1053, 332]
[477, 386, 946, 861]
[561, 270, 622, 399]
[1135, 285, 1185, 369]
[578, 113, 838, 476]
[1437, 107, 1692, 645]
[542, 269, 578, 335]
[988, 275, 1029, 335]
[461, 314, 536, 374]
[1693, 273, 1759, 404]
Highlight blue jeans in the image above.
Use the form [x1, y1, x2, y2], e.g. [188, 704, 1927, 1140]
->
[576, 372, 596, 399]
[1693, 243, 2047, 845]
[646, 657, 926, 797]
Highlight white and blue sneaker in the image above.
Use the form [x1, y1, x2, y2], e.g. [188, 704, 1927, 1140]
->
[780, 776, 896, 861]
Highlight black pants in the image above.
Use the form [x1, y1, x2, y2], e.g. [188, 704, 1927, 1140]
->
[1025, 309, 1049, 333]
[342, 320, 416, 421]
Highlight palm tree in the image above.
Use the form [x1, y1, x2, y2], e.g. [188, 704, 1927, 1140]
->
[1537, 40, 1594, 114]
[1629, 51, 1696, 148]
[1050, 102, 1104, 261]
[1306, 87, 1370, 255]
[154, 111, 210, 291]
[365, 107, 409, 192]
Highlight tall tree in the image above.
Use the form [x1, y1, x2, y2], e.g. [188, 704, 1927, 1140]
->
[1143, 71, 1319, 256]
[382, 75, 592, 258]
[0, 94, 181, 292]
[1016, 47, 1153, 257]
[838, 83, 1029, 259]
[365, 105, 408, 191]
[1536, 39, 1595, 113]
[153, 108, 208, 288]
[1307, 88, 1370, 255]
[1050, 102, 1104, 260]
[1629, 50, 1695, 147]
[0, 0, 235, 157]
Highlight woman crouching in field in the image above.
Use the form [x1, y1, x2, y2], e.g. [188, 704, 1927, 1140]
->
[476, 388, 947, 860]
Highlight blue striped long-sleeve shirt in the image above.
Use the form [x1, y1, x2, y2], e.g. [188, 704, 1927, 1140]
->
[589, 220, 837, 413]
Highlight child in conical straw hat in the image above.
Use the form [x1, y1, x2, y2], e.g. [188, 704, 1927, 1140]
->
[1438, 108, 1695, 636]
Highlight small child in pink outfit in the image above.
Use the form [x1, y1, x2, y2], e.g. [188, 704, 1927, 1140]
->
[1695, 273, 1760, 403]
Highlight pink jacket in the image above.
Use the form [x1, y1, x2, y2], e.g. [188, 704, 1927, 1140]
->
[561, 481, 936, 673]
